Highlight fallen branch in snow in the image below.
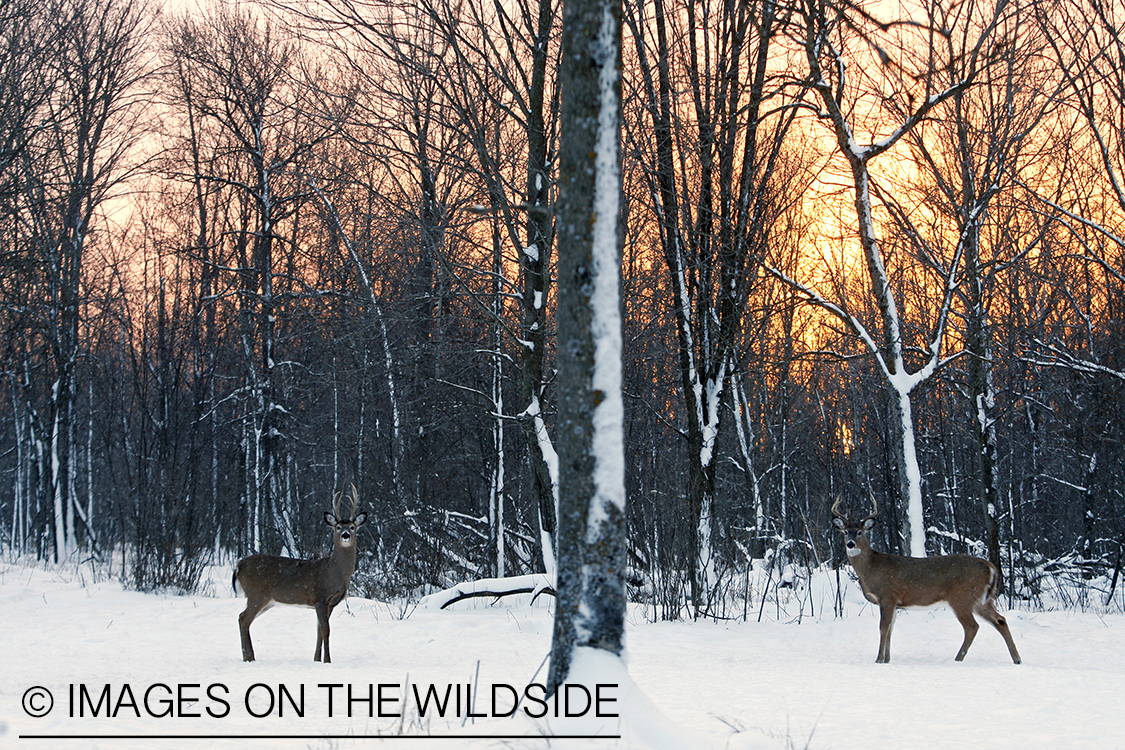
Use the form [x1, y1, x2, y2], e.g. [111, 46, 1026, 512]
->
[417, 573, 556, 611]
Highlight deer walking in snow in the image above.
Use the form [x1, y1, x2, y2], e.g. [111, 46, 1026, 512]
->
[831, 497, 1021, 664]
[233, 486, 367, 662]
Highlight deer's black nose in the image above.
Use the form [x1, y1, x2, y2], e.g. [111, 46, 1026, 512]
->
[847, 540, 856, 549]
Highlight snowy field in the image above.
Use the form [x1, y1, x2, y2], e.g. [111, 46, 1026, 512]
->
[2, 559, 1123, 750]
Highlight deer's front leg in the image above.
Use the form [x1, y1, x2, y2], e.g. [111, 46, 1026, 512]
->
[876, 601, 897, 663]
[314, 602, 331, 663]
[953, 606, 980, 661]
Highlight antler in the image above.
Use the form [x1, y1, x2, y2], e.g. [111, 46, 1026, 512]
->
[349, 483, 358, 519]
[831, 497, 846, 519]
[833, 494, 878, 522]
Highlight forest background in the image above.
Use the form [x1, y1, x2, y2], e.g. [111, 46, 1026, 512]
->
[2, 0, 1123, 618]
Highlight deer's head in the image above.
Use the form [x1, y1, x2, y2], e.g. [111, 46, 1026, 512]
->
[325, 485, 367, 549]
[831, 496, 877, 557]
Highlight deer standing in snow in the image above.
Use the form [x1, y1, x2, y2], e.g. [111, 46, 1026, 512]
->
[831, 497, 1021, 664]
[233, 486, 367, 662]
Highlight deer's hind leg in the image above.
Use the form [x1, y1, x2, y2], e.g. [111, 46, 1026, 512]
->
[976, 600, 1022, 664]
[238, 596, 272, 662]
[952, 605, 980, 661]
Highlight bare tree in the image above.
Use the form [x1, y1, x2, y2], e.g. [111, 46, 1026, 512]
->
[393, 0, 563, 577]
[0, 0, 62, 555]
[1035, 0, 1125, 384]
[898, 0, 1055, 581]
[623, 0, 802, 615]
[1029, 0, 1125, 576]
[0, 0, 57, 196]
[165, 4, 346, 554]
[6, 0, 151, 560]
[779, 0, 1017, 555]
[287, 0, 562, 579]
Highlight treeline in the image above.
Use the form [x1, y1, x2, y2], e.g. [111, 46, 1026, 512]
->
[1, 0, 1122, 614]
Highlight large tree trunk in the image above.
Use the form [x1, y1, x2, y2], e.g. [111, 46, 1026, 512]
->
[547, 0, 626, 695]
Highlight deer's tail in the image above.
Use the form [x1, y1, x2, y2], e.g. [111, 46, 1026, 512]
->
[986, 562, 1003, 604]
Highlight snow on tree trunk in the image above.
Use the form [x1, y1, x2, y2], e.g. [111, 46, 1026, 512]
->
[85, 380, 95, 551]
[519, 0, 560, 582]
[51, 387, 74, 562]
[547, 0, 626, 695]
[731, 375, 766, 556]
[890, 385, 926, 557]
[689, 374, 724, 615]
[11, 387, 28, 553]
[522, 395, 559, 578]
[492, 398, 507, 577]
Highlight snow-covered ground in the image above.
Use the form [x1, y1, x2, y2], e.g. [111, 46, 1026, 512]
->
[2, 558, 1123, 750]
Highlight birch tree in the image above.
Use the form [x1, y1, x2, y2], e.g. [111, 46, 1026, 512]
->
[782, 0, 1016, 555]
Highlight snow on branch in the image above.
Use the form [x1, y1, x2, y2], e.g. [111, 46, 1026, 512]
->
[417, 574, 557, 611]
[1017, 176, 1125, 262]
[1025, 339, 1125, 383]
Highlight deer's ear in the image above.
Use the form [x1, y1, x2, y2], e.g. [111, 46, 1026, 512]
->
[354, 512, 368, 527]
[831, 517, 846, 530]
[863, 517, 876, 530]
[324, 512, 338, 526]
